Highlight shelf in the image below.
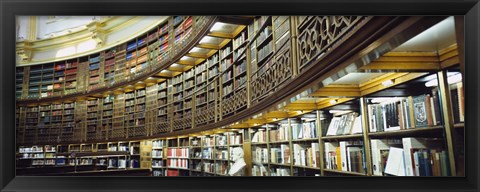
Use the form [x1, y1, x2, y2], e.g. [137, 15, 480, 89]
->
[292, 165, 321, 170]
[291, 138, 319, 142]
[321, 134, 363, 141]
[368, 126, 444, 138]
[251, 142, 268, 145]
[454, 123, 464, 129]
[167, 167, 190, 171]
[323, 169, 367, 176]
[269, 140, 289, 144]
[269, 162, 291, 167]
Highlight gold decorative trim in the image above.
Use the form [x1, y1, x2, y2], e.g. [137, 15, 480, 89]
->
[16, 16, 168, 66]
[28, 16, 37, 41]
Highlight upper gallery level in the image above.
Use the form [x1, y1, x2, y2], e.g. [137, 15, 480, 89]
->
[16, 16, 168, 65]
[15, 16, 462, 144]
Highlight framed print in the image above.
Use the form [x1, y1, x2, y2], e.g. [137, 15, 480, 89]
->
[1, 0, 479, 192]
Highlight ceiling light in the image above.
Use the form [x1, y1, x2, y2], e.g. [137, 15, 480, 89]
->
[329, 99, 337, 105]
[382, 79, 394, 87]
[189, 47, 200, 53]
[210, 22, 226, 32]
[199, 36, 213, 44]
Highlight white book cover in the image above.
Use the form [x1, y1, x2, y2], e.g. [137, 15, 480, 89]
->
[297, 124, 304, 139]
[339, 141, 348, 171]
[300, 149, 306, 166]
[280, 145, 286, 164]
[402, 99, 409, 128]
[293, 144, 303, 166]
[311, 142, 319, 167]
[342, 113, 355, 135]
[326, 117, 341, 136]
[252, 132, 259, 143]
[370, 139, 391, 176]
[384, 147, 405, 176]
[351, 114, 363, 134]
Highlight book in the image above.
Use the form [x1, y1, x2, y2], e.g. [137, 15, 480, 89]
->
[339, 141, 348, 171]
[384, 147, 405, 176]
[412, 95, 428, 128]
[326, 117, 341, 136]
[350, 114, 363, 134]
[311, 142, 320, 167]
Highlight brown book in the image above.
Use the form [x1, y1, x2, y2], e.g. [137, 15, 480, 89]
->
[425, 94, 433, 127]
[457, 82, 465, 122]
[408, 96, 416, 128]
[434, 150, 442, 176]
[316, 151, 321, 168]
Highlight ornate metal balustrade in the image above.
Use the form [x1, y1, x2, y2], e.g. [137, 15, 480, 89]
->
[251, 43, 293, 103]
[154, 120, 170, 135]
[222, 85, 248, 117]
[297, 16, 366, 72]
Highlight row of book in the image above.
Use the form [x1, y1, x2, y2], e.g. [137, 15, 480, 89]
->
[324, 140, 366, 173]
[326, 112, 363, 136]
[269, 144, 290, 164]
[167, 159, 188, 169]
[167, 148, 189, 158]
[292, 143, 320, 167]
[373, 137, 449, 176]
[368, 94, 441, 132]
[292, 120, 318, 139]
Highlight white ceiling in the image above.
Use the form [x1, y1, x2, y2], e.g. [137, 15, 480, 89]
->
[393, 16, 456, 52]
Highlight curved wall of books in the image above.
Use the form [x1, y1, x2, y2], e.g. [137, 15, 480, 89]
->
[16, 16, 465, 177]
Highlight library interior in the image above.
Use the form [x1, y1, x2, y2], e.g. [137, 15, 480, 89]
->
[14, 16, 465, 177]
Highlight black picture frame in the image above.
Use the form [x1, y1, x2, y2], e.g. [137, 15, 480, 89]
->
[1, 0, 479, 192]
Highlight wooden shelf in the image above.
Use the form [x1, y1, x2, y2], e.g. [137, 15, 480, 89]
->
[368, 126, 444, 138]
[321, 134, 363, 141]
[454, 123, 464, 129]
[292, 165, 321, 170]
[323, 169, 366, 176]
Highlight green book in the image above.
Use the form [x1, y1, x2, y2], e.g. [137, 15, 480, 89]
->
[440, 150, 449, 176]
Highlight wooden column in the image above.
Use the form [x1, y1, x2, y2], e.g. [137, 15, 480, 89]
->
[437, 70, 457, 176]
[360, 97, 373, 176]
[454, 16, 465, 85]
